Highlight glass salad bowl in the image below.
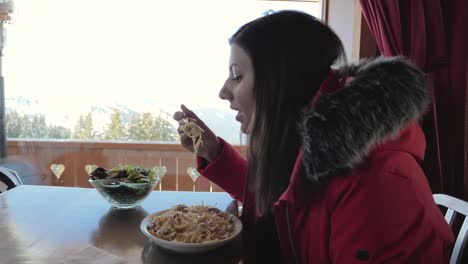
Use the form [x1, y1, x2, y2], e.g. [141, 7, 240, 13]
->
[89, 165, 164, 209]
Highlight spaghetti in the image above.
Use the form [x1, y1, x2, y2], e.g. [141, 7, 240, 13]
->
[147, 204, 234, 243]
[181, 120, 204, 156]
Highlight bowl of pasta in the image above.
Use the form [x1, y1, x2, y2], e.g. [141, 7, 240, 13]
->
[140, 204, 242, 254]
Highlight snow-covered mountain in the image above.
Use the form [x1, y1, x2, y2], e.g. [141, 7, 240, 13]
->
[5, 96, 243, 144]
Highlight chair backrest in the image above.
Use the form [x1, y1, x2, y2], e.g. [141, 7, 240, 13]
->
[433, 193, 468, 264]
[0, 167, 22, 193]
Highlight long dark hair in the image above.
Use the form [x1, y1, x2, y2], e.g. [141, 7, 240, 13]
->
[230, 10, 345, 214]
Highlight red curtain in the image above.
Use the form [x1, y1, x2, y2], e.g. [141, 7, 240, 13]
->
[358, 0, 468, 200]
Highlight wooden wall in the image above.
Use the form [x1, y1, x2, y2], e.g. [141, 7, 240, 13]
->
[6, 140, 247, 192]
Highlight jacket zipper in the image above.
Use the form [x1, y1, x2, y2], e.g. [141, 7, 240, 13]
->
[285, 203, 300, 264]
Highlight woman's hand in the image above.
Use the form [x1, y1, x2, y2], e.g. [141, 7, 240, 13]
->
[225, 199, 240, 217]
[173, 104, 222, 162]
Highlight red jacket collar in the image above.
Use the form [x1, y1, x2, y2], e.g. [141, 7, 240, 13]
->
[278, 70, 342, 206]
[278, 70, 426, 206]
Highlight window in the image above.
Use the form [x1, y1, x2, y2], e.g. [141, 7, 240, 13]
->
[1, 0, 322, 190]
[3, 0, 322, 145]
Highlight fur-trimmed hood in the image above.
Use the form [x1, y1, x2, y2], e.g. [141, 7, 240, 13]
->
[300, 56, 429, 184]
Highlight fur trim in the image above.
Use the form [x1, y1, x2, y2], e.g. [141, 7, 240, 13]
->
[301, 56, 429, 183]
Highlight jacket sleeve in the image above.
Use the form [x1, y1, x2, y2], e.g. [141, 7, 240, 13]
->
[196, 137, 246, 202]
[328, 170, 451, 264]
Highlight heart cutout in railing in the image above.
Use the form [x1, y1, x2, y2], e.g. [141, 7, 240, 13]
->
[85, 164, 99, 176]
[187, 167, 201, 183]
[154, 166, 167, 180]
[50, 164, 65, 180]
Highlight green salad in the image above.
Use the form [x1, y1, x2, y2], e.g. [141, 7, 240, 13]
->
[90, 164, 157, 184]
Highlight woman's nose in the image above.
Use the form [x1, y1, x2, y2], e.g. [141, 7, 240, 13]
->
[219, 80, 231, 100]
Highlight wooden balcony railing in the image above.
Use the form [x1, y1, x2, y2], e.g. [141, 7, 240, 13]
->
[5, 139, 247, 192]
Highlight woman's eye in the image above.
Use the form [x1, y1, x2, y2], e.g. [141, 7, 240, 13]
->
[232, 73, 242, 80]
[230, 66, 242, 81]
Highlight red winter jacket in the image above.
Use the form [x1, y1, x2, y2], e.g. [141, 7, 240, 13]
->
[198, 57, 454, 263]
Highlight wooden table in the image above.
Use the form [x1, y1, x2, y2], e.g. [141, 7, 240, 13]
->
[0, 185, 242, 263]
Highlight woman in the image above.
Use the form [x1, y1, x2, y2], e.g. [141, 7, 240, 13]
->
[174, 10, 453, 263]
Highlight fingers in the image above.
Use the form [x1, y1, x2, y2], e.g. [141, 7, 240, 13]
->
[174, 105, 199, 122]
[181, 104, 199, 120]
[177, 125, 184, 135]
[225, 200, 239, 217]
[176, 105, 200, 122]
[174, 104, 211, 139]
[174, 111, 190, 127]
[174, 105, 204, 154]
[178, 119, 186, 127]
[173, 111, 184, 121]
[177, 120, 196, 135]
[177, 129, 194, 149]
[179, 105, 210, 130]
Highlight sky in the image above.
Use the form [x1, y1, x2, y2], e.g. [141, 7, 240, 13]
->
[3, 0, 320, 110]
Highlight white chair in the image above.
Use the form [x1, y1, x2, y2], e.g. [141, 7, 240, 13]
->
[433, 193, 468, 264]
